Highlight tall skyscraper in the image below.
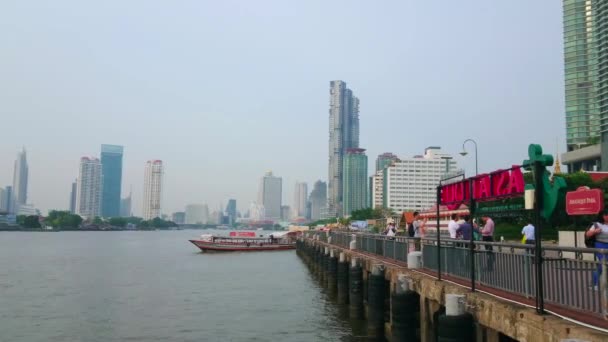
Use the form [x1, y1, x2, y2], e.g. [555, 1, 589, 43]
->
[328, 80, 360, 217]
[225, 199, 237, 225]
[292, 182, 308, 218]
[342, 148, 368, 216]
[100, 144, 123, 217]
[142, 160, 163, 220]
[69, 180, 77, 213]
[309, 180, 327, 221]
[76, 157, 103, 218]
[12, 147, 28, 211]
[120, 191, 132, 217]
[0, 187, 5, 212]
[376, 152, 399, 172]
[281, 205, 291, 221]
[561, 1, 608, 170]
[257, 171, 282, 220]
[4, 186, 13, 214]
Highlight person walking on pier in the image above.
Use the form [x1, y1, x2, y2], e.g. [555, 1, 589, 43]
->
[481, 216, 495, 251]
[448, 214, 459, 239]
[585, 210, 608, 287]
[456, 216, 478, 242]
[521, 223, 535, 245]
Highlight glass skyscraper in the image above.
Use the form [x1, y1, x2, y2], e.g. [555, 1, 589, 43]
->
[328, 80, 360, 218]
[564, 0, 600, 149]
[101, 144, 124, 217]
[342, 148, 368, 216]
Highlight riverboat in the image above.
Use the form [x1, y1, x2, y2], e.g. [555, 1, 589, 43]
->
[188, 231, 297, 252]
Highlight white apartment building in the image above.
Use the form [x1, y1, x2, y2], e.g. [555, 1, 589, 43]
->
[76, 157, 103, 218]
[371, 170, 384, 209]
[384, 147, 458, 213]
[292, 182, 308, 218]
[142, 160, 163, 220]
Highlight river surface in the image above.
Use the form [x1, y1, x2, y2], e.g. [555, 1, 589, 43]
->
[0, 230, 365, 341]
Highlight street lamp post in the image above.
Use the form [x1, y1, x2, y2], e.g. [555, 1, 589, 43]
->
[460, 139, 478, 175]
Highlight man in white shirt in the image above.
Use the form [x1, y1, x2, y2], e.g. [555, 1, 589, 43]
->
[522, 223, 535, 244]
[447, 213, 459, 239]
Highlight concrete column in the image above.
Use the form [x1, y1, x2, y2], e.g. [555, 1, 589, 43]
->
[420, 296, 441, 342]
[367, 264, 386, 339]
[391, 274, 419, 341]
[337, 252, 349, 304]
[349, 258, 364, 319]
[327, 249, 338, 295]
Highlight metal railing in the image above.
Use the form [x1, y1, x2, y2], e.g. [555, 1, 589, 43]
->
[305, 230, 608, 328]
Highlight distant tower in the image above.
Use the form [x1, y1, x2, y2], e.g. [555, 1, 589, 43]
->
[142, 160, 163, 220]
[375, 152, 398, 172]
[309, 180, 327, 221]
[342, 148, 368, 216]
[258, 171, 282, 220]
[76, 157, 103, 218]
[69, 180, 77, 214]
[226, 199, 237, 225]
[292, 182, 308, 218]
[554, 140, 562, 174]
[100, 144, 124, 217]
[328, 81, 360, 218]
[12, 147, 28, 211]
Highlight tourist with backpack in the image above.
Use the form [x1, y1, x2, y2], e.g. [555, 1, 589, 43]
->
[408, 211, 426, 238]
[585, 210, 608, 288]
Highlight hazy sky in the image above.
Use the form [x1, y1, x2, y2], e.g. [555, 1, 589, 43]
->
[0, 1, 564, 216]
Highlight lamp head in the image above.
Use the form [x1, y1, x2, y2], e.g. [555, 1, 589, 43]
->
[460, 150, 468, 157]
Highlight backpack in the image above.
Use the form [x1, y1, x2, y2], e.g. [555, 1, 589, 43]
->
[407, 222, 415, 237]
[585, 224, 597, 248]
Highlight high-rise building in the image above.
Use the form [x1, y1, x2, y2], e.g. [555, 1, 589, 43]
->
[225, 199, 237, 225]
[0, 187, 5, 212]
[383, 147, 459, 213]
[76, 157, 103, 218]
[100, 144, 123, 217]
[376, 152, 399, 172]
[12, 147, 28, 211]
[69, 180, 77, 214]
[257, 171, 282, 220]
[342, 148, 368, 216]
[292, 182, 308, 218]
[328, 80, 360, 217]
[281, 205, 291, 221]
[142, 160, 163, 220]
[172, 212, 186, 225]
[560, 0, 608, 170]
[185, 204, 207, 224]
[120, 191, 132, 217]
[4, 186, 13, 214]
[309, 180, 327, 221]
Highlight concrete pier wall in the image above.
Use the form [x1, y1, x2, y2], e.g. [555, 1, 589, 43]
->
[297, 238, 608, 342]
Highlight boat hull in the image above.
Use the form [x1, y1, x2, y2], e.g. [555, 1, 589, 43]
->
[189, 239, 295, 252]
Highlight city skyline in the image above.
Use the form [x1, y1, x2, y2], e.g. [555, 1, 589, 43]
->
[0, 1, 564, 215]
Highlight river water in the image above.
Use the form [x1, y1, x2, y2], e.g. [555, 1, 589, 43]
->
[0, 230, 366, 342]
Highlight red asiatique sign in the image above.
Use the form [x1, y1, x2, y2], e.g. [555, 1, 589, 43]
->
[441, 166, 525, 210]
[566, 187, 604, 216]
